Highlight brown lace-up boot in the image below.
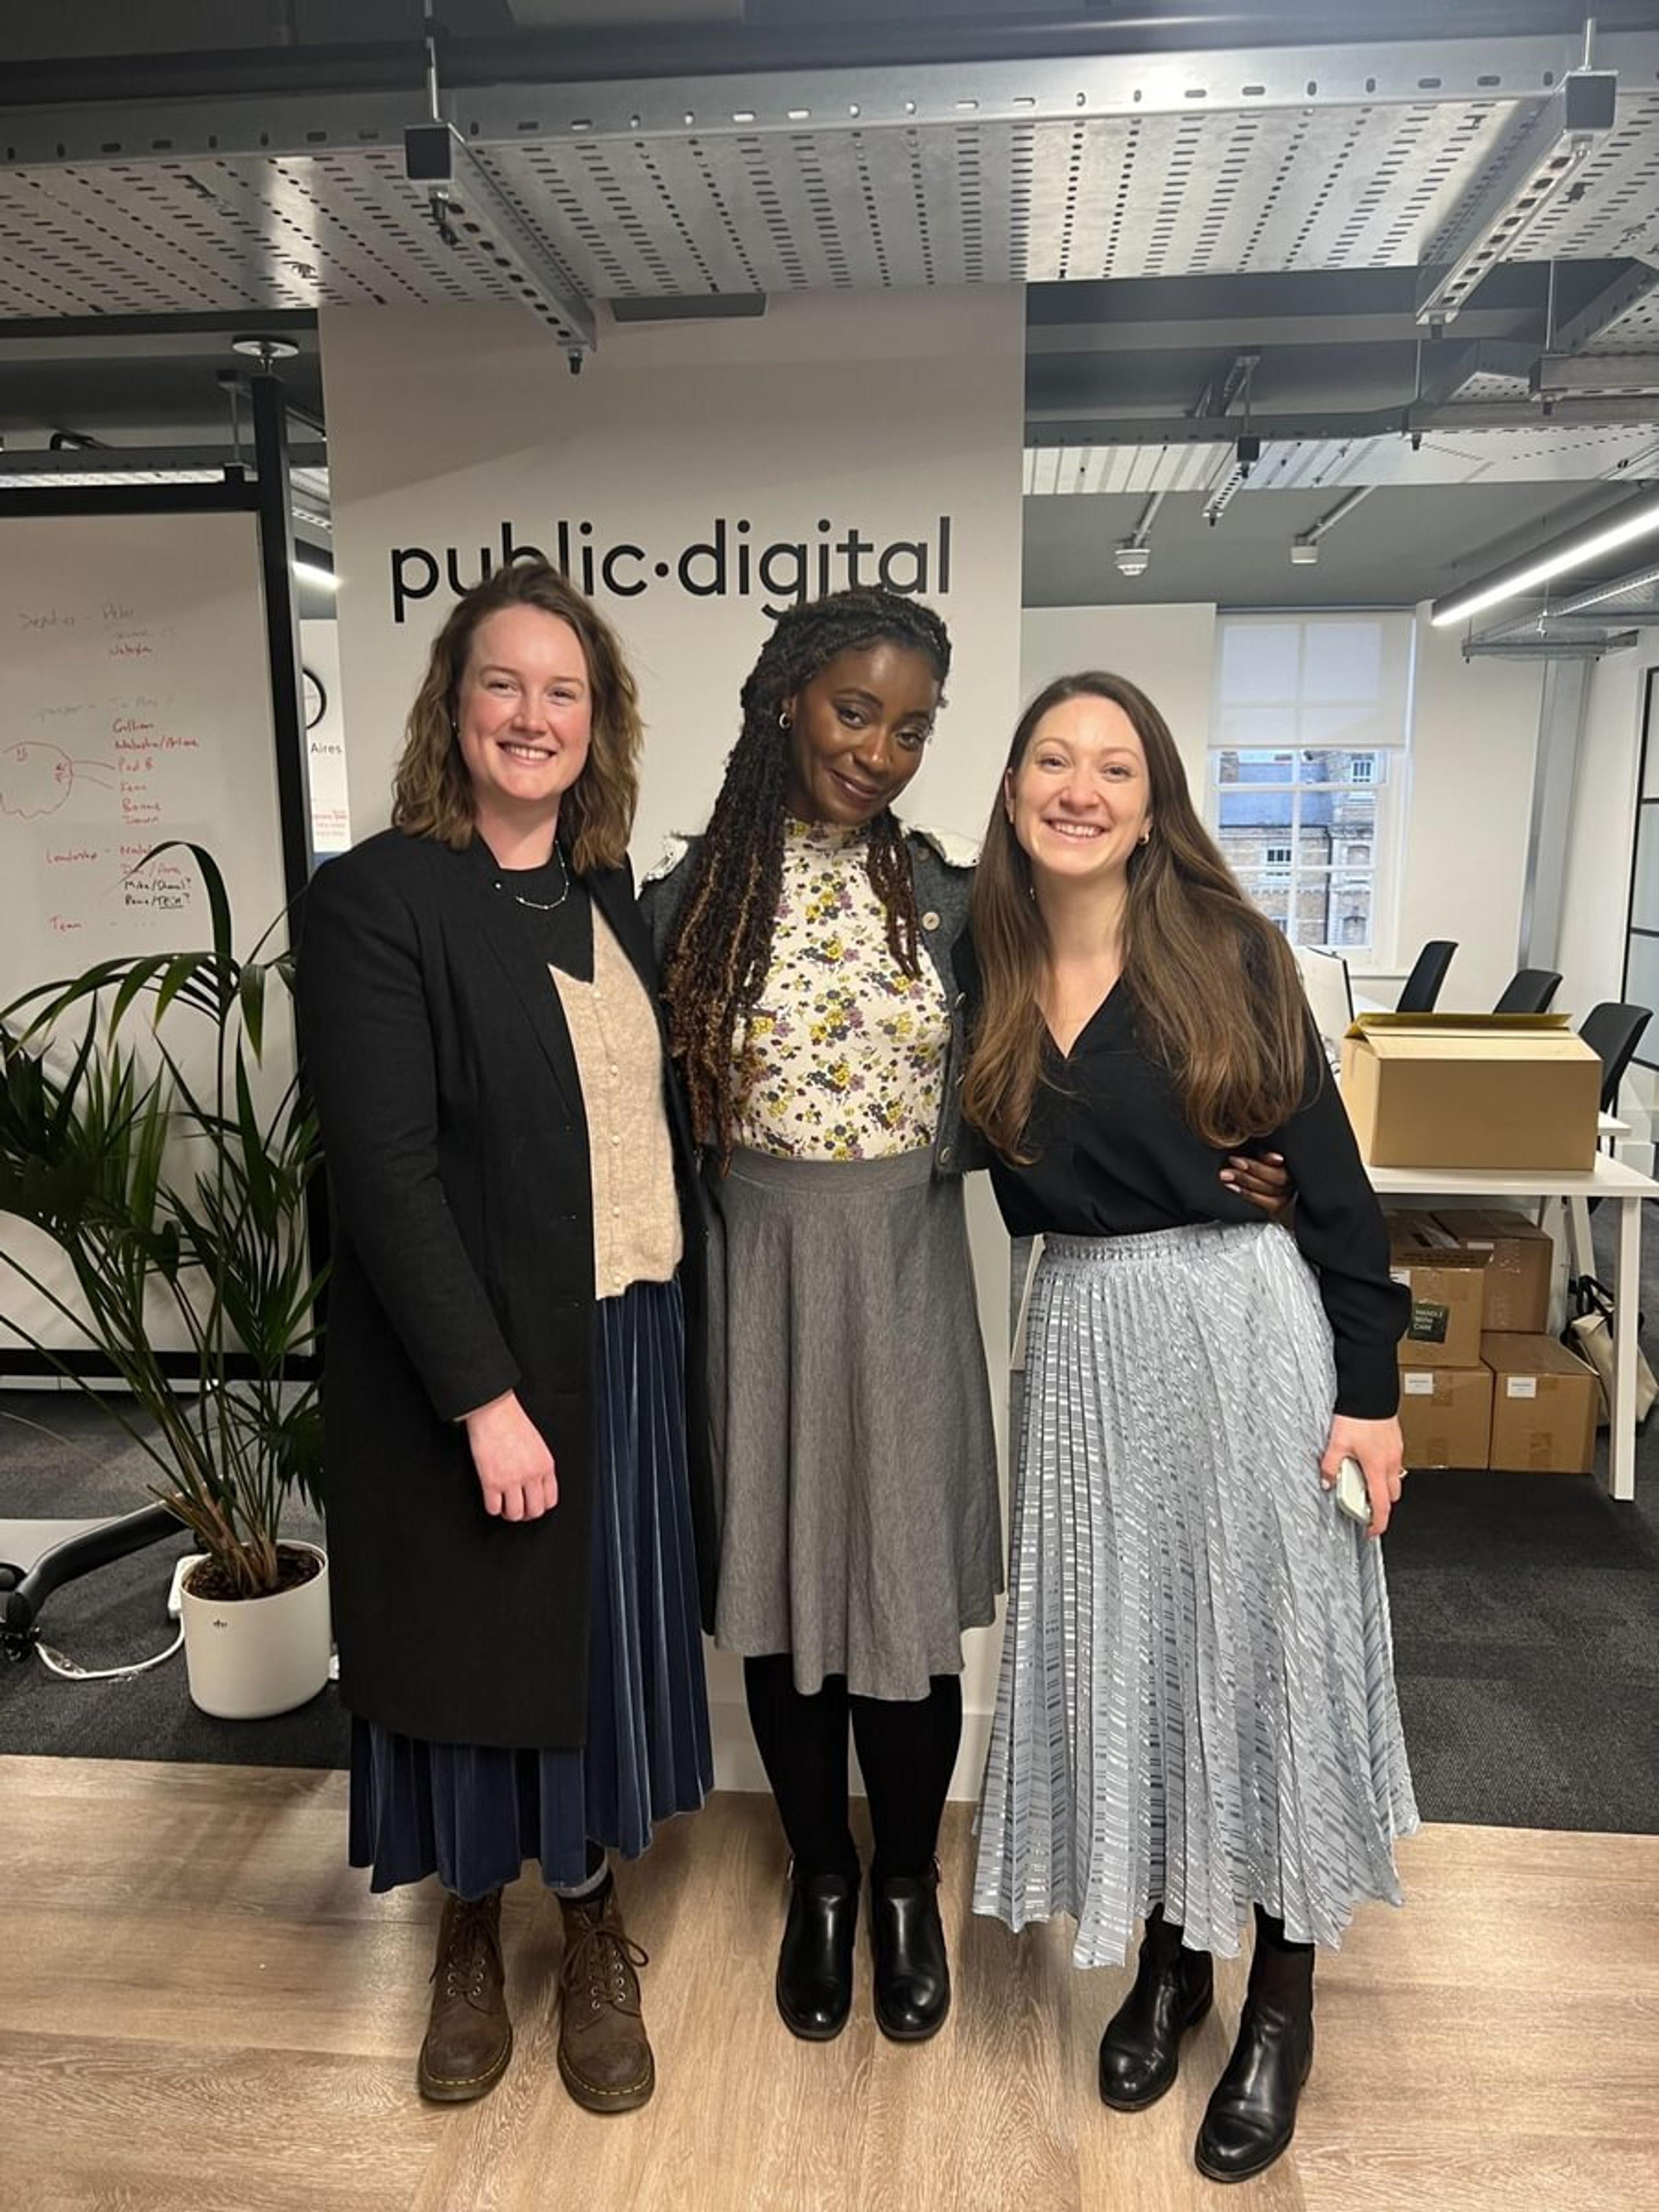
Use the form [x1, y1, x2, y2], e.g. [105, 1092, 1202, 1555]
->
[416, 1888, 512, 2102]
[556, 1875, 655, 2113]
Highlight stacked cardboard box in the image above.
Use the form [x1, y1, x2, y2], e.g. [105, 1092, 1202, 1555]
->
[1388, 1216, 1494, 1468]
[1482, 1335, 1599, 1473]
[1385, 1207, 1596, 1474]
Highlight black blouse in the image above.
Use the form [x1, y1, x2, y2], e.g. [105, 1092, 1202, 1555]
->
[966, 957, 1408, 1421]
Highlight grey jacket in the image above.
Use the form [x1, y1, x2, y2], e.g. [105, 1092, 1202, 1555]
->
[638, 825, 985, 1178]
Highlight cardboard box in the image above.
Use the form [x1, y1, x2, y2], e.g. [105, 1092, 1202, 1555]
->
[1398, 1363, 1493, 1469]
[1483, 1333, 1599, 1474]
[1430, 1208, 1554, 1335]
[1340, 1014, 1600, 1171]
[1389, 1223, 1489, 1368]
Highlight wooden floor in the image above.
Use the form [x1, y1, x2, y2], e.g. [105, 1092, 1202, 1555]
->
[3, 1761, 1655, 2212]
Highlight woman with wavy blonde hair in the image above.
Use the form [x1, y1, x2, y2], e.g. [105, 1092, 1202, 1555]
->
[299, 560, 715, 2118]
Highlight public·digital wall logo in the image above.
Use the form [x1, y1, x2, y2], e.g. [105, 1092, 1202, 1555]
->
[389, 515, 954, 624]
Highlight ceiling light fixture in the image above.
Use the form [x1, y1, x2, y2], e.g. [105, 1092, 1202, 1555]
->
[1111, 487, 1163, 580]
[1430, 491, 1659, 629]
[293, 558, 339, 593]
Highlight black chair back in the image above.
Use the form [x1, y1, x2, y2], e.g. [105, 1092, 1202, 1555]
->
[1579, 1001, 1653, 1115]
[1493, 968, 1562, 1016]
[1395, 940, 1457, 1014]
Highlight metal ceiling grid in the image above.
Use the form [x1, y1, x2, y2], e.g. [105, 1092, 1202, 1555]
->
[1516, 88, 1659, 262]
[0, 149, 578, 318]
[0, 31, 1656, 318]
[1585, 283, 1659, 356]
[1024, 420, 1659, 495]
[477, 99, 1531, 295]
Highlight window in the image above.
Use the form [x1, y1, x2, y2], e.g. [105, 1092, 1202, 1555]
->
[1208, 616, 1415, 961]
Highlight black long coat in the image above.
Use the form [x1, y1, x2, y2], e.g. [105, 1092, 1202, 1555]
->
[296, 827, 715, 1749]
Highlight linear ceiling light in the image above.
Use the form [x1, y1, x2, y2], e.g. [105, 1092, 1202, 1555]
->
[1430, 491, 1659, 629]
[294, 559, 339, 592]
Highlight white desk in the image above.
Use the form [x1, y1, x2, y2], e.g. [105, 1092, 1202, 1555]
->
[1368, 1154, 1658, 1500]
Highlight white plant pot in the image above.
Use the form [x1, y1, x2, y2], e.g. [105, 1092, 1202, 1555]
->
[180, 1544, 332, 1720]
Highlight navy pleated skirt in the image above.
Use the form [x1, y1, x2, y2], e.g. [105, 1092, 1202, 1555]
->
[348, 1277, 714, 1898]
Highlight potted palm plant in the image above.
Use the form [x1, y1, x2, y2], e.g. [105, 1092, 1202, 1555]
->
[0, 842, 329, 1718]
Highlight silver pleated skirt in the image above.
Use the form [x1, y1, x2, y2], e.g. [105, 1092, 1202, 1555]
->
[974, 1220, 1417, 1966]
[709, 1146, 1002, 1701]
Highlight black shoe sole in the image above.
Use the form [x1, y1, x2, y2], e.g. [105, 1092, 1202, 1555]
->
[1099, 1986, 1215, 2111]
[1193, 2034, 1311, 2181]
[1193, 2123, 1295, 2185]
[873, 1993, 951, 2044]
[775, 1964, 852, 2041]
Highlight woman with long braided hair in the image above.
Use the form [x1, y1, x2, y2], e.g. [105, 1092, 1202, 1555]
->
[641, 587, 993, 2047]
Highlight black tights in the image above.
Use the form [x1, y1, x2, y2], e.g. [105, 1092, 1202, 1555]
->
[1156, 1902, 1314, 1958]
[743, 1655, 962, 1888]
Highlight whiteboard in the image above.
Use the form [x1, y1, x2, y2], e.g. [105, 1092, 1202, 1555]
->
[1, 508, 296, 1363]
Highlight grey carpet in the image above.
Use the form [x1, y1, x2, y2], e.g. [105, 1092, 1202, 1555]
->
[2, 1211, 1657, 1834]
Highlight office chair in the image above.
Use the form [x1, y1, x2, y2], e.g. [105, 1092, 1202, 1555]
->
[1395, 939, 1457, 1014]
[1579, 1001, 1652, 1117]
[1493, 968, 1562, 1015]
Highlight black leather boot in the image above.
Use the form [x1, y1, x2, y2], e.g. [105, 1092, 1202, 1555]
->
[1098, 1906, 1214, 2111]
[1194, 1928, 1315, 2183]
[775, 1867, 858, 2041]
[871, 1862, 950, 2042]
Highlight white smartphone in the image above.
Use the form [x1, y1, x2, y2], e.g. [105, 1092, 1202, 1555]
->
[1334, 1454, 1373, 1526]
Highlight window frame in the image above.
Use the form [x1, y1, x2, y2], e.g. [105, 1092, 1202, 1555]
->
[1206, 614, 1415, 968]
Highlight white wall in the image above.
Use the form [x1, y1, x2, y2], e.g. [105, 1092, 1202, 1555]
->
[1020, 603, 1218, 796]
[1393, 614, 1542, 1012]
[321, 291, 1025, 862]
[1560, 630, 1659, 1016]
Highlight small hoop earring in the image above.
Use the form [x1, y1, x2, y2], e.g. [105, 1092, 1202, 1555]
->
[778, 710, 793, 732]
[1138, 830, 1151, 846]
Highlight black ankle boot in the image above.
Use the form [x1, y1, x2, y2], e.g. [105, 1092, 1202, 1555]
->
[1194, 1932, 1314, 2183]
[1098, 1907, 1214, 2111]
[870, 1863, 950, 2042]
[775, 1867, 858, 2041]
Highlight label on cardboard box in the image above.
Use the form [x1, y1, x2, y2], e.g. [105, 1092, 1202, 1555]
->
[1403, 1373, 1435, 1396]
[1406, 1302, 1451, 1344]
[1506, 1376, 1538, 1398]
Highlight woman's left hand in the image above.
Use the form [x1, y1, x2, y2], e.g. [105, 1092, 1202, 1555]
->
[1220, 1150, 1294, 1220]
[1321, 1414, 1405, 1538]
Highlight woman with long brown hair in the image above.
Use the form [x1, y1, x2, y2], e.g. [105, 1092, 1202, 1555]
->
[962, 672, 1416, 2183]
[299, 561, 714, 2115]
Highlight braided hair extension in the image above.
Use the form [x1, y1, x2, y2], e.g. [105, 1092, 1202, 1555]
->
[663, 587, 953, 1161]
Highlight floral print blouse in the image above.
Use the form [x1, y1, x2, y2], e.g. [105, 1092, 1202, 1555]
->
[734, 817, 951, 1161]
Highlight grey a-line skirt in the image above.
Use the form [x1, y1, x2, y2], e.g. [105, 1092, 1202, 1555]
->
[974, 1219, 1418, 1966]
[709, 1145, 1002, 1702]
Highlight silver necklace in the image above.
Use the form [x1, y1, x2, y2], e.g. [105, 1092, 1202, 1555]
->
[493, 844, 570, 912]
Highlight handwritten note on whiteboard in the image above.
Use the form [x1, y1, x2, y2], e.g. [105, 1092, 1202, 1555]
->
[2, 509, 296, 1362]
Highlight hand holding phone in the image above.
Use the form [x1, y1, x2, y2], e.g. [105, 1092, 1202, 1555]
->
[1334, 1453, 1373, 1526]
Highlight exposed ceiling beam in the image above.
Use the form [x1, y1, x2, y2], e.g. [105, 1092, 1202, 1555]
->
[1415, 67, 1619, 325]
[1548, 260, 1659, 354]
